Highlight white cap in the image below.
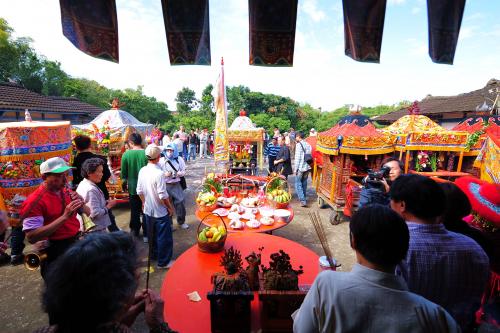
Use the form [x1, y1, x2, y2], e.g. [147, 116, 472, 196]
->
[40, 157, 73, 174]
[145, 144, 161, 160]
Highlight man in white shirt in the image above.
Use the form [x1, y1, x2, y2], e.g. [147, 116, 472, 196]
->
[294, 131, 312, 207]
[293, 204, 460, 333]
[174, 125, 188, 160]
[136, 145, 175, 269]
[199, 128, 209, 158]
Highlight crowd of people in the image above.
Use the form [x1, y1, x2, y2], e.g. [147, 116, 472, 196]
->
[0, 122, 498, 333]
[160, 126, 215, 161]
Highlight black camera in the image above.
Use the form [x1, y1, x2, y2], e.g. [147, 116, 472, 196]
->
[367, 165, 391, 182]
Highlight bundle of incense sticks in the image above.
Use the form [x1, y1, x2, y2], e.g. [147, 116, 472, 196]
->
[309, 212, 335, 269]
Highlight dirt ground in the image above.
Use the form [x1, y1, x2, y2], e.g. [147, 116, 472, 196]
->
[0, 158, 355, 333]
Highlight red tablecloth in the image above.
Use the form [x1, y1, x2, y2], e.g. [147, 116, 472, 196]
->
[161, 233, 319, 333]
[196, 206, 294, 233]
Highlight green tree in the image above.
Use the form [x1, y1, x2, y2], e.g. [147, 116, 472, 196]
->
[41, 59, 69, 96]
[199, 83, 215, 120]
[114, 86, 171, 125]
[175, 87, 198, 115]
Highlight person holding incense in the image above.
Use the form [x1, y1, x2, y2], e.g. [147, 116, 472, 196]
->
[293, 204, 460, 332]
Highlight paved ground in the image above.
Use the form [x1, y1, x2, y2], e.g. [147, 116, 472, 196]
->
[0, 157, 355, 333]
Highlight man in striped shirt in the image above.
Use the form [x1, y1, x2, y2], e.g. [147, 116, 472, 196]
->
[294, 132, 312, 207]
[391, 175, 490, 331]
[265, 136, 281, 173]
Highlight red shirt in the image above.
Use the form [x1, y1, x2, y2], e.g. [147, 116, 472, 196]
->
[21, 185, 80, 240]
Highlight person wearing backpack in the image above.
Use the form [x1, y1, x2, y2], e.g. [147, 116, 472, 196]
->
[159, 143, 188, 230]
[294, 132, 312, 207]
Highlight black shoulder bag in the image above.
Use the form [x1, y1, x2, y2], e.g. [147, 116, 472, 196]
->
[166, 159, 187, 190]
[299, 142, 313, 166]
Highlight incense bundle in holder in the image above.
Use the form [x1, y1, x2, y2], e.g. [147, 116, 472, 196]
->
[309, 212, 335, 269]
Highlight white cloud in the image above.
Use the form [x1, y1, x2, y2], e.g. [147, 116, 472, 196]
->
[459, 26, 479, 41]
[301, 0, 326, 23]
[411, 7, 421, 14]
[464, 13, 484, 22]
[388, 0, 406, 5]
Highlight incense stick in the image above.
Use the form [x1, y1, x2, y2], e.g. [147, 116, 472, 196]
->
[309, 212, 335, 269]
[145, 217, 154, 290]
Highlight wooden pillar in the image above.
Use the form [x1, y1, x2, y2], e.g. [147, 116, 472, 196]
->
[404, 150, 410, 173]
[457, 151, 464, 172]
[330, 156, 338, 203]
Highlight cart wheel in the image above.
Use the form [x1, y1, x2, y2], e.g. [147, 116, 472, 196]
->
[317, 197, 327, 208]
[329, 211, 341, 225]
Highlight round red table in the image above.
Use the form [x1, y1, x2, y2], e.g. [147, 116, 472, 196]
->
[196, 206, 294, 234]
[161, 233, 319, 333]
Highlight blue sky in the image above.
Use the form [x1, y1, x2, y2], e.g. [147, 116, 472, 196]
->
[1, 0, 499, 111]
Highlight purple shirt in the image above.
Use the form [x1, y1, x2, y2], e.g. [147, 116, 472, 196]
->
[396, 222, 490, 330]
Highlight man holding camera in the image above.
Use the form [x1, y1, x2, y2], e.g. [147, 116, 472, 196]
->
[359, 157, 403, 207]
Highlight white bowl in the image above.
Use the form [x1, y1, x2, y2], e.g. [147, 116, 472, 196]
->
[212, 208, 229, 217]
[259, 207, 274, 217]
[246, 219, 261, 228]
[260, 216, 275, 226]
[240, 212, 255, 221]
[227, 212, 241, 221]
[274, 209, 291, 223]
[229, 219, 244, 229]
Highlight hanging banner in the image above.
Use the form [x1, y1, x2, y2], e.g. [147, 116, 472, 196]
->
[249, 0, 298, 66]
[59, 0, 119, 62]
[213, 59, 229, 165]
[161, 0, 211, 65]
[427, 0, 466, 64]
[342, 0, 387, 63]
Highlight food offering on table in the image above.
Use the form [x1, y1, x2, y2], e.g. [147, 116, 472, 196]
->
[246, 219, 261, 229]
[259, 207, 274, 217]
[240, 211, 256, 221]
[260, 216, 275, 226]
[274, 209, 292, 223]
[212, 208, 229, 217]
[197, 214, 227, 253]
[229, 218, 244, 230]
[201, 173, 223, 194]
[197, 173, 224, 212]
[229, 204, 245, 214]
[196, 192, 218, 212]
[265, 177, 291, 209]
[217, 196, 237, 207]
[240, 197, 260, 208]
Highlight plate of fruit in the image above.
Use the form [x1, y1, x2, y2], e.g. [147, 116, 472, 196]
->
[197, 225, 227, 253]
[265, 177, 291, 208]
[196, 192, 217, 212]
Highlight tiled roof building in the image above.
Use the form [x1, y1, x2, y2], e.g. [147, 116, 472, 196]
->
[0, 82, 103, 123]
[373, 78, 499, 129]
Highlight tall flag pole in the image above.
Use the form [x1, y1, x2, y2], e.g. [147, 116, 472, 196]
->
[214, 57, 229, 171]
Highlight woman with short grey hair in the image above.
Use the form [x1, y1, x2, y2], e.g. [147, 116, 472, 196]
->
[76, 158, 117, 231]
